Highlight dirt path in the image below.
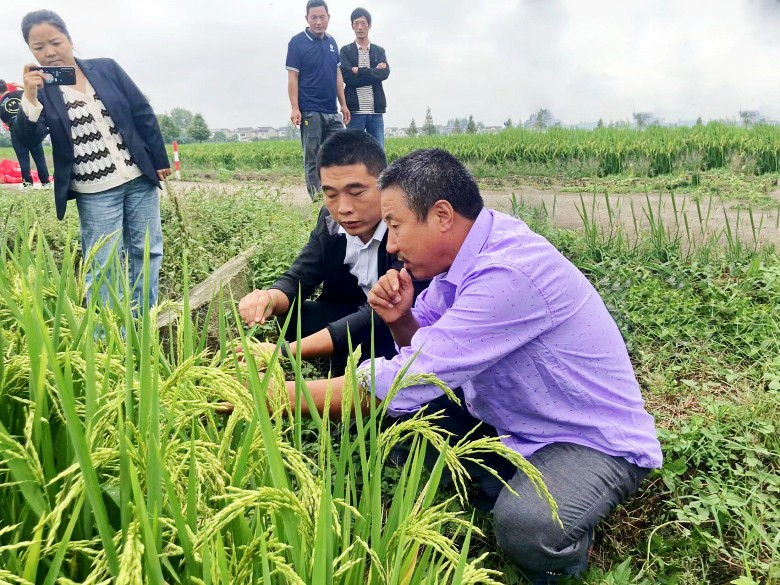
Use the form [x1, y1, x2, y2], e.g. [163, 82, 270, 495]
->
[4, 179, 778, 247]
[164, 180, 780, 248]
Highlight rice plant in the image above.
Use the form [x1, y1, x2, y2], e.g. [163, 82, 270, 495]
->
[175, 124, 780, 178]
[0, 217, 555, 583]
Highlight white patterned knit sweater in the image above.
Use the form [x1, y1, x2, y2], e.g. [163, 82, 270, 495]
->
[61, 81, 143, 193]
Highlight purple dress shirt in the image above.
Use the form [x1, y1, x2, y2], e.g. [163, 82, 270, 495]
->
[362, 208, 663, 469]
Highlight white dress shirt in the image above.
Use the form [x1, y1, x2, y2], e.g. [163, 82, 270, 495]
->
[338, 221, 388, 295]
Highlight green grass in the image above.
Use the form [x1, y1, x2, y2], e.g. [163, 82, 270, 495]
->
[175, 125, 780, 176]
[0, 208, 546, 583]
[6, 124, 780, 205]
[171, 125, 780, 204]
[0, 184, 778, 583]
[509, 195, 780, 583]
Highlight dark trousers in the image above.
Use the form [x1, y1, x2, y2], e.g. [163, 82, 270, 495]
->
[299, 111, 343, 199]
[392, 389, 650, 581]
[11, 131, 50, 185]
[281, 299, 397, 375]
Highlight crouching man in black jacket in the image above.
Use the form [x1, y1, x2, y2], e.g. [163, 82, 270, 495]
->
[238, 129, 428, 374]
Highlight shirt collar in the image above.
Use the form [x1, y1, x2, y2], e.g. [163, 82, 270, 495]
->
[355, 40, 371, 50]
[338, 220, 387, 249]
[442, 208, 492, 286]
[304, 29, 329, 41]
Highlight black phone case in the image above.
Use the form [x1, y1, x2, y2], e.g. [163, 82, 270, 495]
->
[31, 66, 76, 86]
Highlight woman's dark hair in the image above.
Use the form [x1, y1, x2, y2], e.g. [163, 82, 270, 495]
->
[21, 10, 71, 44]
[317, 129, 387, 178]
[377, 149, 484, 221]
[350, 8, 372, 25]
[0, 80, 8, 94]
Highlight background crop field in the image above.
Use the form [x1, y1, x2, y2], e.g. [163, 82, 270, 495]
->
[0, 186, 778, 583]
[4, 125, 780, 203]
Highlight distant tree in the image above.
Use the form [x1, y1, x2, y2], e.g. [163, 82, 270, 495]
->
[422, 106, 438, 135]
[157, 114, 180, 143]
[609, 120, 632, 130]
[632, 112, 655, 130]
[187, 113, 210, 143]
[466, 115, 477, 134]
[596, 118, 604, 129]
[452, 118, 462, 134]
[0, 131, 11, 147]
[695, 116, 703, 127]
[477, 121, 485, 132]
[530, 108, 554, 130]
[408, 118, 418, 137]
[504, 117, 513, 129]
[170, 107, 194, 132]
[739, 110, 761, 127]
[212, 130, 228, 143]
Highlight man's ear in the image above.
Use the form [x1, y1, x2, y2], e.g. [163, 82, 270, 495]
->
[431, 200, 455, 232]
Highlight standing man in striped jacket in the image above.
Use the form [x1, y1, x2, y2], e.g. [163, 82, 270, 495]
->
[339, 8, 389, 150]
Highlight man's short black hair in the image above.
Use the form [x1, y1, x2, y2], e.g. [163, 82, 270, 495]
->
[306, 0, 329, 15]
[377, 148, 484, 221]
[350, 7, 372, 25]
[317, 129, 387, 178]
[0, 80, 7, 94]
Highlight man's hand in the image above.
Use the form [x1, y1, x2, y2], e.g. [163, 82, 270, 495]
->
[368, 268, 414, 324]
[156, 168, 172, 180]
[290, 108, 302, 126]
[341, 105, 351, 126]
[351, 66, 359, 74]
[238, 289, 276, 325]
[376, 62, 388, 69]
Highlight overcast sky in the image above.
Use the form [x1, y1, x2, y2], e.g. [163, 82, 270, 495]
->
[2, 0, 779, 129]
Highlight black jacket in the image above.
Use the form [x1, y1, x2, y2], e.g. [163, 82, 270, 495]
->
[14, 58, 169, 220]
[0, 90, 23, 130]
[271, 206, 428, 359]
[339, 42, 389, 114]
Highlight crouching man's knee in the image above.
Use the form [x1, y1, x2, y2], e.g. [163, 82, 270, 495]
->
[492, 480, 592, 576]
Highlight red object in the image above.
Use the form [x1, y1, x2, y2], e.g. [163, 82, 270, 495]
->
[0, 159, 40, 184]
[172, 140, 181, 171]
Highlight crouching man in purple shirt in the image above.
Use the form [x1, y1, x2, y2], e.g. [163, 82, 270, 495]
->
[283, 148, 663, 583]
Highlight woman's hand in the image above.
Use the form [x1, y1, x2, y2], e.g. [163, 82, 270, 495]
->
[22, 64, 46, 106]
[156, 168, 172, 180]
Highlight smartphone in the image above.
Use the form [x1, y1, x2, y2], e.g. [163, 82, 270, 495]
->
[30, 66, 76, 86]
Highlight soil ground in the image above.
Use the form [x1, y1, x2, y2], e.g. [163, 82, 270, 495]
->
[163, 180, 780, 248]
[4, 179, 779, 247]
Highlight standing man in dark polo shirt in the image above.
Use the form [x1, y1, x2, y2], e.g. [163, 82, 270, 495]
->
[286, 0, 351, 199]
[340, 8, 389, 149]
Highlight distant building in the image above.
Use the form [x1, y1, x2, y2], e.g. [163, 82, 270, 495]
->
[385, 127, 408, 138]
[235, 127, 255, 141]
[254, 126, 278, 140]
[210, 128, 235, 139]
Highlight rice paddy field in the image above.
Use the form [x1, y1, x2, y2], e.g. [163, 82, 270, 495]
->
[0, 126, 779, 584]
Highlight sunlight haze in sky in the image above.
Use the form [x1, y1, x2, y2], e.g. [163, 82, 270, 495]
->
[2, 0, 778, 129]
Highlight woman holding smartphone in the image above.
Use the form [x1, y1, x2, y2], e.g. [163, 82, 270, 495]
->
[15, 10, 171, 310]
